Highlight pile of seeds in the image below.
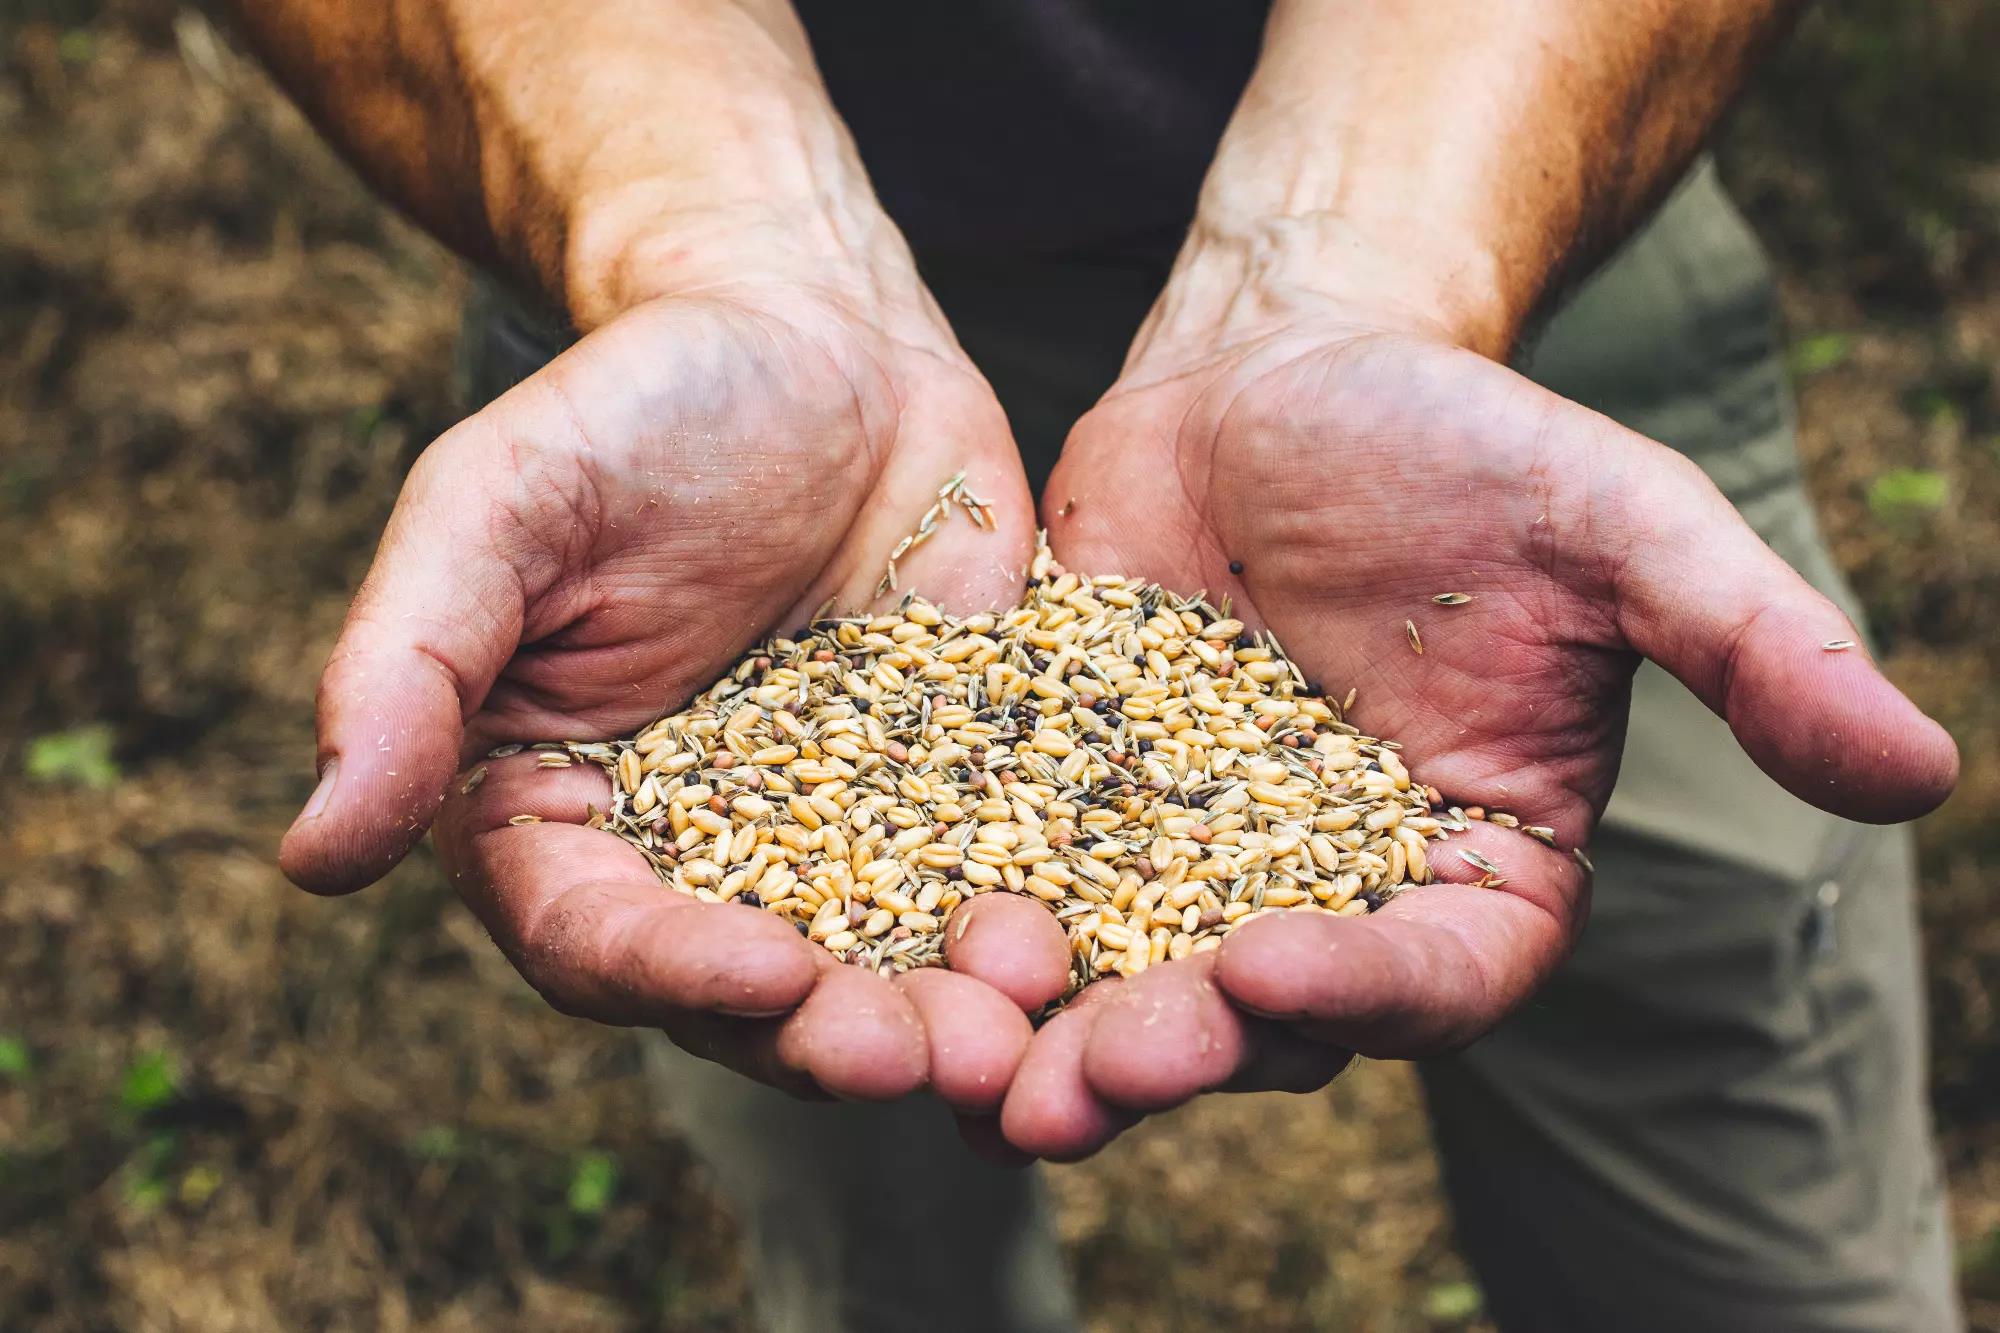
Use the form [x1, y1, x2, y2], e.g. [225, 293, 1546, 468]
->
[539, 543, 1538, 995]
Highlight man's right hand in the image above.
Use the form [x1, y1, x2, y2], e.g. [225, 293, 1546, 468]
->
[279, 278, 1072, 1105]
[238, 0, 1082, 1109]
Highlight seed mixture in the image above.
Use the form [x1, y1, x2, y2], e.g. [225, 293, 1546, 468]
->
[535, 542, 1541, 996]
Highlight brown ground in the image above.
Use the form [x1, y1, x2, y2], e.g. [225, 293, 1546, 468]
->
[2, 5, 1996, 1331]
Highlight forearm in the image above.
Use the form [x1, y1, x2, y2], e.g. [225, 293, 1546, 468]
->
[229, 0, 917, 330]
[1140, 0, 1800, 364]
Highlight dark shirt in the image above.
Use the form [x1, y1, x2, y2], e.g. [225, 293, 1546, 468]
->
[793, 1, 1270, 255]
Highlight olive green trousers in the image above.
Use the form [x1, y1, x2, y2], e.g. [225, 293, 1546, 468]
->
[466, 162, 1959, 1333]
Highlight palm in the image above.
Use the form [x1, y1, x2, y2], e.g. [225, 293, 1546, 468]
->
[418, 292, 1033, 751]
[1049, 329, 1651, 844]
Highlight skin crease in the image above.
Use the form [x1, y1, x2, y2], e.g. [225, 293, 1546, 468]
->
[235, 0, 1955, 1152]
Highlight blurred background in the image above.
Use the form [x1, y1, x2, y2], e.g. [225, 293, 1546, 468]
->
[2, 2, 1996, 1329]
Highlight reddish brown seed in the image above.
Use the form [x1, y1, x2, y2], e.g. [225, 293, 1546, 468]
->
[1255, 715, 1278, 732]
[1465, 806, 1486, 820]
[742, 769, 765, 790]
[1134, 856, 1156, 879]
[1106, 751, 1128, 767]
[1050, 831, 1073, 848]
[885, 741, 909, 763]
[752, 656, 772, 672]
[1217, 660, 1234, 677]
[933, 822, 950, 838]
[1196, 908, 1225, 930]
[1188, 823, 1213, 844]
[1077, 692, 1099, 709]
[1280, 734, 1300, 748]
[890, 925, 912, 941]
[1307, 759, 1323, 776]
[999, 770, 1017, 786]
[968, 748, 988, 766]
[712, 752, 737, 770]
[813, 648, 836, 662]
[708, 794, 729, 816]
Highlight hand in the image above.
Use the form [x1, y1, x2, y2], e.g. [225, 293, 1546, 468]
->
[280, 279, 1071, 1105]
[1001, 304, 1959, 1159]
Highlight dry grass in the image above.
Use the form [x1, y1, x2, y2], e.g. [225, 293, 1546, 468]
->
[2, 5, 1995, 1331]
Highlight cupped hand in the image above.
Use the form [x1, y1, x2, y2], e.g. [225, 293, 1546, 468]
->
[1001, 312, 1958, 1159]
[281, 282, 1070, 1104]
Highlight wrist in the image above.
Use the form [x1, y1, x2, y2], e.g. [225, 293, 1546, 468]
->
[460, 7, 934, 343]
[1127, 210, 1517, 380]
[565, 180, 934, 334]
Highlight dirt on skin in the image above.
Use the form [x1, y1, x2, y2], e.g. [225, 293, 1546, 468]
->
[3, 5, 1997, 1331]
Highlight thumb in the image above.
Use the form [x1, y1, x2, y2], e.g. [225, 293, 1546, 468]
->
[1607, 448, 1957, 823]
[281, 428, 527, 894]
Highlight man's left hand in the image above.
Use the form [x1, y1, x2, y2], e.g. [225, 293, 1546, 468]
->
[994, 304, 1958, 1160]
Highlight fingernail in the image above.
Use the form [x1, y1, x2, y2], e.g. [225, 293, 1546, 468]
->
[298, 758, 339, 823]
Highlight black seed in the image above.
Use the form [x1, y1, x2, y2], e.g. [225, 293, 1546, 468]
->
[1359, 890, 1384, 910]
[1228, 560, 1244, 575]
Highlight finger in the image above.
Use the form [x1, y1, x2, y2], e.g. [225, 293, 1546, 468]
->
[1041, 410, 1216, 596]
[1218, 1019, 1356, 1095]
[1080, 955, 1352, 1112]
[653, 965, 929, 1103]
[998, 982, 1140, 1162]
[281, 421, 531, 895]
[1213, 825, 1581, 1057]
[823, 379, 1038, 615]
[773, 958, 929, 1101]
[437, 754, 821, 1022]
[656, 1010, 828, 1101]
[954, 1112, 1035, 1168]
[1607, 442, 1957, 823]
[942, 892, 1073, 1012]
[896, 968, 1033, 1114]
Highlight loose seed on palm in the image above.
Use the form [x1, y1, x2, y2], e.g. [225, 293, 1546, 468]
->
[540, 538, 1531, 1000]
